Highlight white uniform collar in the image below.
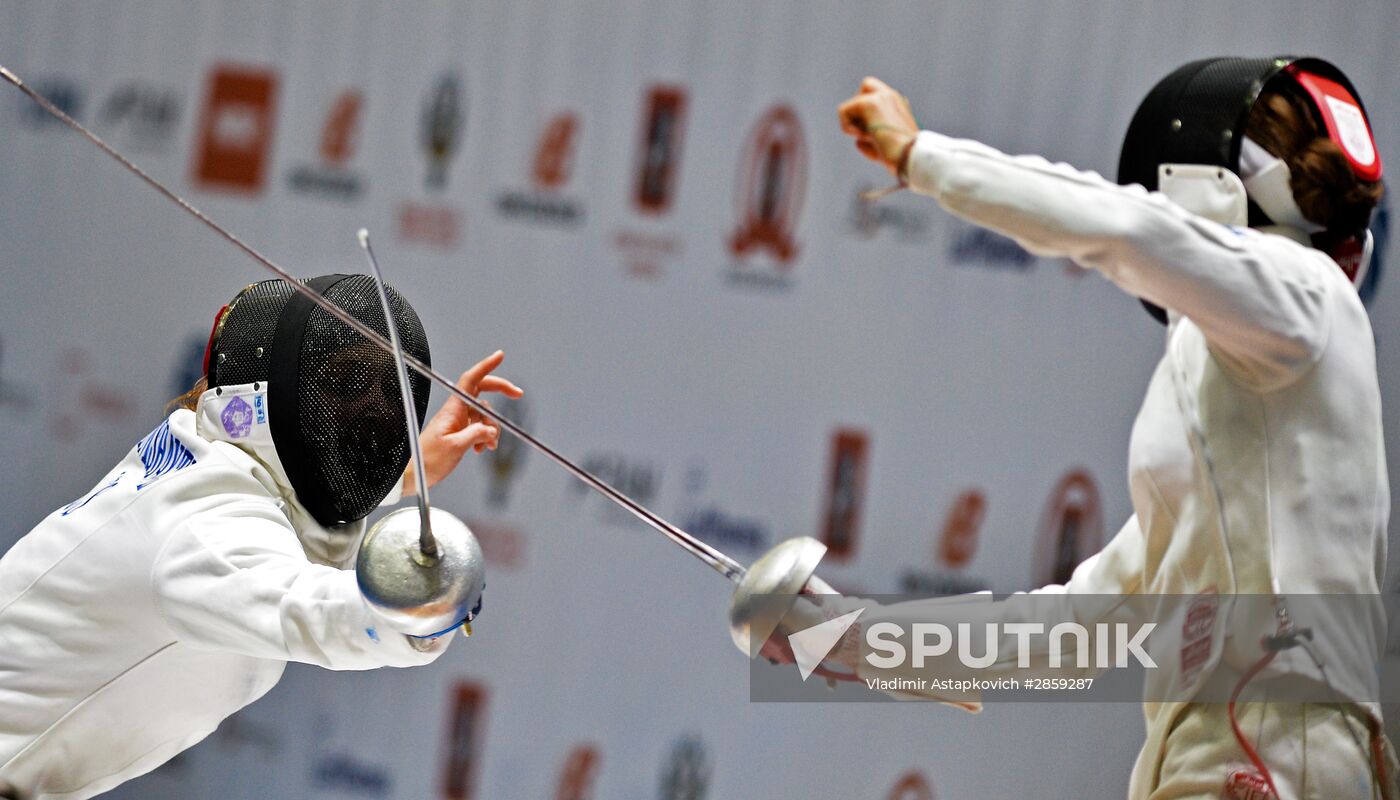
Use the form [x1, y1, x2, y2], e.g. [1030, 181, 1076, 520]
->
[194, 382, 364, 567]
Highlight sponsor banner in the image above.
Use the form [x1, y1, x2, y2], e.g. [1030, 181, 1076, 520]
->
[658, 734, 710, 800]
[398, 71, 466, 249]
[1032, 468, 1103, 588]
[441, 681, 488, 800]
[15, 76, 82, 128]
[886, 771, 935, 800]
[47, 346, 138, 442]
[553, 743, 601, 800]
[613, 85, 687, 279]
[191, 65, 279, 194]
[495, 112, 585, 226]
[568, 450, 663, 525]
[98, 81, 180, 152]
[726, 104, 807, 289]
[900, 488, 990, 596]
[286, 89, 366, 201]
[818, 428, 868, 563]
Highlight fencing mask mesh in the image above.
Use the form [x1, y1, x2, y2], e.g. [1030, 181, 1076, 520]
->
[207, 274, 431, 525]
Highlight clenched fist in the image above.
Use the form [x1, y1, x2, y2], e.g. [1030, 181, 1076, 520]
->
[837, 77, 920, 177]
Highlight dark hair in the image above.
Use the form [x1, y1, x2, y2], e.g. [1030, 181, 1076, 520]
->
[1245, 83, 1384, 238]
[165, 375, 207, 415]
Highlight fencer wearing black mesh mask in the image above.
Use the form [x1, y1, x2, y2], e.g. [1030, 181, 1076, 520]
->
[0, 276, 521, 800]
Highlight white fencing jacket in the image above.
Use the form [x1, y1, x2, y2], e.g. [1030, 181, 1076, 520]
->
[0, 392, 450, 800]
[856, 132, 1388, 795]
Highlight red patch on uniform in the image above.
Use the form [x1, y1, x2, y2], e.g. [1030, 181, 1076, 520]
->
[1179, 589, 1217, 686]
[1224, 768, 1274, 800]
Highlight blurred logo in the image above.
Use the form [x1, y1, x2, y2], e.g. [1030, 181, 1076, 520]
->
[727, 104, 806, 288]
[572, 451, 662, 525]
[441, 681, 488, 800]
[16, 76, 81, 128]
[466, 394, 529, 570]
[99, 82, 179, 151]
[399, 71, 465, 248]
[312, 753, 392, 797]
[423, 73, 464, 190]
[554, 743, 601, 800]
[47, 346, 138, 441]
[886, 770, 935, 800]
[677, 461, 769, 555]
[485, 393, 529, 508]
[496, 112, 584, 225]
[615, 86, 687, 279]
[192, 65, 279, 194]
[849, 186, 932, 241]
[658, 734, 710, 800]
[0, 334, 35, 413]
[634, 86, 687, 214]
[819, 429, 868, 562]
[949, 223, 1034, 270]
[1032, 468, 1103, 587]
[287, 89, 365, 200]
[534, 112, 579, 190]
[900, 488, 990, 596]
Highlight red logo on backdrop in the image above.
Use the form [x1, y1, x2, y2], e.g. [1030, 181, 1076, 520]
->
[534, 113, 579, 190]
[192, 65, 279, 193]
[441, 682, 489, 800]
[886, 770, 935, 800]
[633, 86, 688, 214]
[937, 489, 986, 569]
[1032, 468, 1103, 587]
[319, 90, 362, 166]
[553, 743, 601, 800]
[820, 428, 870, 562]
[729, 104, 807, 264]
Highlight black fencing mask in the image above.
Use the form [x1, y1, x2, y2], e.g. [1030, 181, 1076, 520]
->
[206, 274, 431, 525]
[1118, 56, 1382, 323]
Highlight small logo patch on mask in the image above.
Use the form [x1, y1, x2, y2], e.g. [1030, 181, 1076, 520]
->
[221, 396, 254, 438]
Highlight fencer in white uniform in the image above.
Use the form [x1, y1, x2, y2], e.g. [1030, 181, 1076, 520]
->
[802, 58, 1395, 798]
[0, 275, 519, 799]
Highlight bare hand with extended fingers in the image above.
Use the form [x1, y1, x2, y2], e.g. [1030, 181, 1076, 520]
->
[837, 76, 920, 177]
[402, 350, 524, 497]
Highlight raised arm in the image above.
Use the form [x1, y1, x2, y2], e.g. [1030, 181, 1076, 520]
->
[840, 78, 1339, 390]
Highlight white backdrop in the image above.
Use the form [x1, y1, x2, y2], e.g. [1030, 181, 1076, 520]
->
[1, 1, 1398, 798]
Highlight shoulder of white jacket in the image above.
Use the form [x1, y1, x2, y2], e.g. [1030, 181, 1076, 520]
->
[126, 410, 286, 513]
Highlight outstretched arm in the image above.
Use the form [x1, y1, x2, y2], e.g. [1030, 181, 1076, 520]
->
[151, 467, 453, 670]
[838, 77, 1338, 391]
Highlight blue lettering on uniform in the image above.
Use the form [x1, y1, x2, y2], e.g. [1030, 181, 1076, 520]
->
[62, 471, 125, 516]
[136, 419, 196, 489]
